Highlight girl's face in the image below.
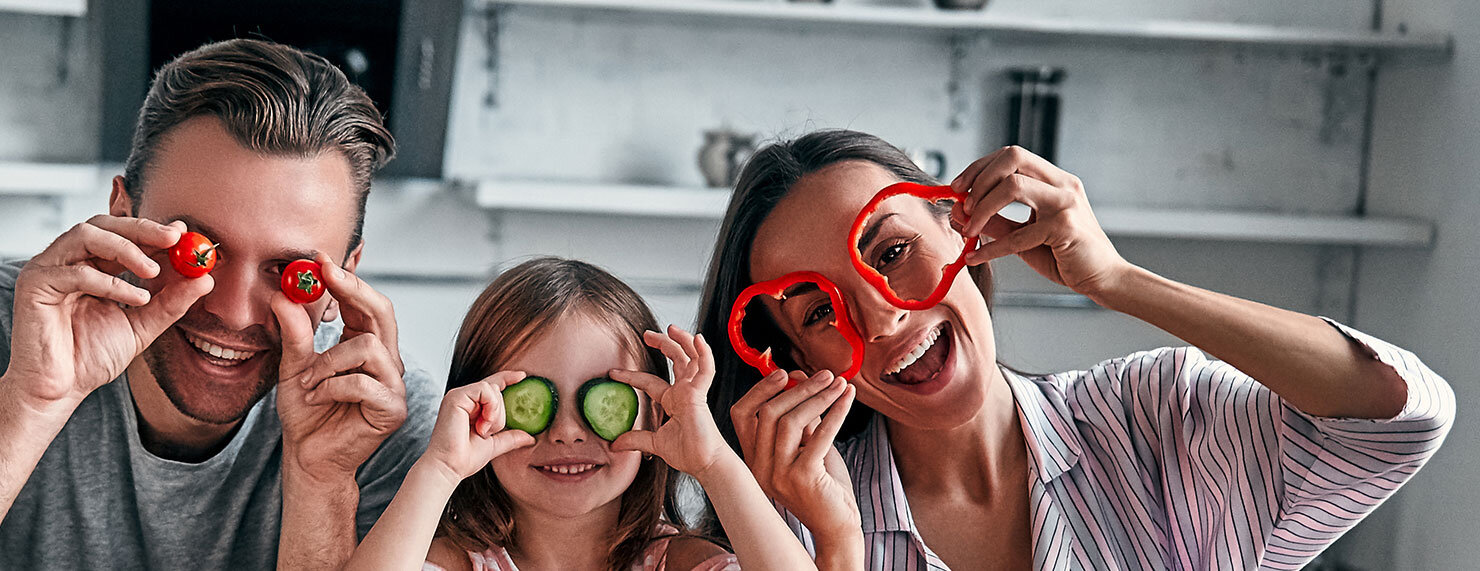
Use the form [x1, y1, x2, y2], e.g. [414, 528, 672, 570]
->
[491, 311, 650, 521]
[749, 160, 998, 431]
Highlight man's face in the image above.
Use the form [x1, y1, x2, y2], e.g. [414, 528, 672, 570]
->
[113, 115, 362, 425]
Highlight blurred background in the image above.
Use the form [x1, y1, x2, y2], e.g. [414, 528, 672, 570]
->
[0, 0, 1474, 568]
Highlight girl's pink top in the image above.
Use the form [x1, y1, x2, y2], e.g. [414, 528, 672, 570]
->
[422, 525, 739, 571]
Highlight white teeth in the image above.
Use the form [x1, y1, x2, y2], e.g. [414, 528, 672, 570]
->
[542, 463, 597, 475]
[185, 333, 256, 362]
[885, 325, 942, 375]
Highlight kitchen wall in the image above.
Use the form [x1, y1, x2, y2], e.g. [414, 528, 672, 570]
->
[1335, 0, 1479, 568]
[0, 0, 1468, 567]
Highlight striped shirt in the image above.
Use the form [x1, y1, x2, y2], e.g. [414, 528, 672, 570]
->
[776, 319, 1454, 570]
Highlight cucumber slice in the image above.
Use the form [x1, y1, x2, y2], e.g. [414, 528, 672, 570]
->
[578, 378, 639, 441]
[503, 377, 557, 435]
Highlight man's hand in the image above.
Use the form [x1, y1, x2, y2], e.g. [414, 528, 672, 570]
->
[272, 254, 407, 479]
[6, 216, 211, 413]
[1, 215, 211, 521]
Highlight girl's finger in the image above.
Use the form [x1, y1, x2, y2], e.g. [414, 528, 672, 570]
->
[482, 370, 528, 390]
[644, 329, 692, 373]
[798, 384, 856, 467]
[692, 333, 717, 393]
[608, 369, 670, 403]
[487, 429, 536, 457]
[611, 429, 657, 455]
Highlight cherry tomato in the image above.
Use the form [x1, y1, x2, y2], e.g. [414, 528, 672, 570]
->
[168, 231, 218, 279]
[280, 259, 326, 304]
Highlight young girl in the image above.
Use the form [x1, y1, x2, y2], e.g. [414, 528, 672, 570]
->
[348, 257, 828, 571]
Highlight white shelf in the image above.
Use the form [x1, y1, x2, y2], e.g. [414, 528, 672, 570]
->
[472, 180, 1435, 247]
[475, 179, 732, 218]
[0, 0, 86, 17]
[0, 162, 105, 197]
[483, 0, 1452, 55]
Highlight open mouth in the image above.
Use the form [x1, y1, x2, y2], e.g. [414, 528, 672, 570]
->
[532, 462, 606, 481]
[180, 328, 260, 368]
[880, 321, 952, 386]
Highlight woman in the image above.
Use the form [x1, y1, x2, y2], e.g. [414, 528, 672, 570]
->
[696, 130, 1454, 570]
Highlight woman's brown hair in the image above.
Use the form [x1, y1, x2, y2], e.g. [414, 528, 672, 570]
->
[696, 129, 997, 452]
[438, 257, 690, 571]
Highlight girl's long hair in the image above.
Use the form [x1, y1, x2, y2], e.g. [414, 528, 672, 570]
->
[438, 257, 695, 571]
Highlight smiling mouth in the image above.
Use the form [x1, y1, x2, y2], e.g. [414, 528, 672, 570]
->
[881, 322, 951, 385]
[181, 329, 259, 365]
[535, 463, 603, 476]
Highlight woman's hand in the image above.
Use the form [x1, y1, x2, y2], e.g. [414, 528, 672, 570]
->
[730, 370, 860, 541]
[950, 145, 1136, 298]
[417, 371, 536, 485]
[609, 326, 732, 479]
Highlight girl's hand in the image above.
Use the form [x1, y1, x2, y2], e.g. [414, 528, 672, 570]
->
[950, 145, 1136, 298]
[731, 370, 860, 541]
[419, 371, 536, 484]
[609, 326, 731, 479]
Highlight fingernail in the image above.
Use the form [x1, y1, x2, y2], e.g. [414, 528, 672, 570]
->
[332, 265, 345, 279]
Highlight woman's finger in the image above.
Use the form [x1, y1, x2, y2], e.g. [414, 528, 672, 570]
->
[771, 377, 848, 466]
[967, 222, 1054, 265]
[964, 173, 1039, 238]
[730, 369, 788, 462]
[797, 384, 855, 467]
[951, 146, 1012, 195]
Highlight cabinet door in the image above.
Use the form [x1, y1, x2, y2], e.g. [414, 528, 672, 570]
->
[385, 0, 462, 178]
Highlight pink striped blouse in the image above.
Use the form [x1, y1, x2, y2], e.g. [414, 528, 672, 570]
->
[775, 319, 1454, 570]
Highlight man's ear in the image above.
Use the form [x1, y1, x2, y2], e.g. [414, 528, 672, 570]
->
[320, 241, 366, 323]
[109, 176, 133, 217]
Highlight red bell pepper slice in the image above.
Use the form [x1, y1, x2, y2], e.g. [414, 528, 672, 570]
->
[847, 181, 979, 311]
[727, 270, 865, 386]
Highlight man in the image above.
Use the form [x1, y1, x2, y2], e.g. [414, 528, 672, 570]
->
[0, 39, 439, 569]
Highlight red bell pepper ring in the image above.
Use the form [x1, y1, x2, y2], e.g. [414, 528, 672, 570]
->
[727, 271, 865, 386]
[848, 181, 979, 311]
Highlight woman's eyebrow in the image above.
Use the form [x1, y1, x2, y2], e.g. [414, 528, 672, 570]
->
[858, 212, 899, 251]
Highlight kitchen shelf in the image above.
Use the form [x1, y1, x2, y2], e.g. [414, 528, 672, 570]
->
[0, 0, 85, 17]
[473, 179, 1436, 247]
[0, 162, 105, 197]
[481, 0, 1452, 56]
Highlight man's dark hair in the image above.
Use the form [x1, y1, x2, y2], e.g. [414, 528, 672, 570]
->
[122, 38, 396, 251]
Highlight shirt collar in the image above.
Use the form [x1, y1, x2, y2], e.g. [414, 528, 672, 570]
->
[849, 367, 1083, 534]
[1004, 367, 1083, 483]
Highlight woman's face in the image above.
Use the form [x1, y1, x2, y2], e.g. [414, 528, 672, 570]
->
[749, 160, 997, 430]
[491, 311, 650, 521]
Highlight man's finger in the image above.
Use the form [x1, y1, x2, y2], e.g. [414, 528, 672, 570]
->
[124, 272, 214, 342]
[315, 254, 399, 360]
[24, 265, 152, 307]
[303, 373, 407, 432]
[303, 333, 400, 391]
[271, 292, 319, 377]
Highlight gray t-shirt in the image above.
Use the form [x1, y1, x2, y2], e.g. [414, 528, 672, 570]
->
[0, 259, 442, 570]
